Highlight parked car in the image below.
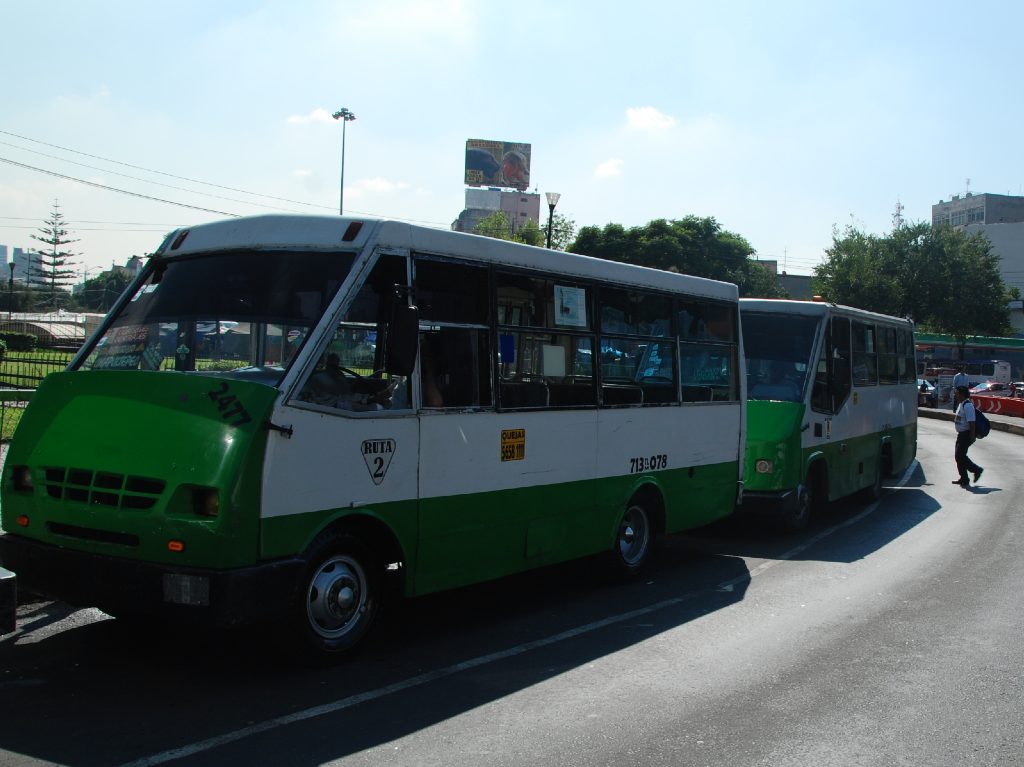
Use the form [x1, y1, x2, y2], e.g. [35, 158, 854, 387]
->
[917, 378, 937, 407]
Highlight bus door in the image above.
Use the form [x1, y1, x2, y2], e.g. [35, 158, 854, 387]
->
[262, 254, 420, 560]
[809, 315, 853, 498]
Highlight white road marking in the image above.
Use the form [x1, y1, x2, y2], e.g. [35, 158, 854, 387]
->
[118, 461, 919, 767]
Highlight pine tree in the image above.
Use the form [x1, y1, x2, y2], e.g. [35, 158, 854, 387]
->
[29, 201, 79, 310]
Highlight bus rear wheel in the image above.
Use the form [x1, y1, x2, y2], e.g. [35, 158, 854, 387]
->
[612, 496, 654, 576]
[296, 533, 380, 656]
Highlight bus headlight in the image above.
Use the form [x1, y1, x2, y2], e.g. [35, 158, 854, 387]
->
[191, 488, 220, 517]
[755, 459, 774, 474]
[12, 465, 33, 492]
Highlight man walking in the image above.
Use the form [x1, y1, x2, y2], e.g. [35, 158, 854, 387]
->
[951, 365, 969, 410]
[952, 385, 983, 487]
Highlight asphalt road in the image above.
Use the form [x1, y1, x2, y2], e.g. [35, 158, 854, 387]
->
[1, 418, 1022, 766]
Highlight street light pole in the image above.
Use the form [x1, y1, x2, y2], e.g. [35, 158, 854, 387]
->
[545, 192, 561, 249]
[7, 261, 14, 321]
[332, 107, 356, 215]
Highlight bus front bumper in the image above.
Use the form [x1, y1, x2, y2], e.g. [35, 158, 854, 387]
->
[0, 533, 304, 628]
[739, 488, 801, 515]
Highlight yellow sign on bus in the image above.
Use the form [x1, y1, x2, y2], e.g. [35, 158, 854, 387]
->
[500, 428, 526, 462]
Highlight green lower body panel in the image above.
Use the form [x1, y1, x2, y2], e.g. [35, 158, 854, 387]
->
[260, 460, 739, 598]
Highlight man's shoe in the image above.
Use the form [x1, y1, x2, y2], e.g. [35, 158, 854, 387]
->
[952, 479, 968, 486]
[973, 468, 983, 483]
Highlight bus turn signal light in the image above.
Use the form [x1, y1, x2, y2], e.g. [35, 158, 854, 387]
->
[167, 540, 185, 553]
[16, 515, 29, 527]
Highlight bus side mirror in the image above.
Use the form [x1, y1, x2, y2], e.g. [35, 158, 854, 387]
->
[388, 303, 419, 377]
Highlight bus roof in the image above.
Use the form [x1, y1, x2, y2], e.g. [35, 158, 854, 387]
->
[740, 298, 913, 327]
[156, 214, 738, 303]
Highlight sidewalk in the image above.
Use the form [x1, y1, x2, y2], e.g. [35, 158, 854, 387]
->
[918, 404, 1024, 437]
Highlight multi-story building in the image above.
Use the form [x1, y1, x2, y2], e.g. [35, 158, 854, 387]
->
[452, 188, 541, 236]
[932, 192, 1024, 228]
[932, 193, 1024, 301]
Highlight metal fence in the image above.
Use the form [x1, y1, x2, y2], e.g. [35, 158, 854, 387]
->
[0, 345, 76, 441]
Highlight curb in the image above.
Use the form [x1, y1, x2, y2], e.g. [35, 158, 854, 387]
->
[918, 407, 1024, 437]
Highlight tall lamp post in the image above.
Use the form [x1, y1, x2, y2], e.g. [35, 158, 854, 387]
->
[7, 261, 14, 321]
[332, 107, 356, 215]
[545, 192, 561, 249]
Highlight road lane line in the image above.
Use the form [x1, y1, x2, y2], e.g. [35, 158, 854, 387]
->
[117, 460, 919, 767]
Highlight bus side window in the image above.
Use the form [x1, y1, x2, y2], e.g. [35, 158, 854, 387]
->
[295, 254, 411, 413]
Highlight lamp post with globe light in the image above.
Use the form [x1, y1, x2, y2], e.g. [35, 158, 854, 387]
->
[545, 192, 561, 249]
[332, 108, 356, 215]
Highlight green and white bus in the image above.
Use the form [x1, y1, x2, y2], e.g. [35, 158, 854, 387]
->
[740, 299, 917, 531]
[0, 215, 744, 653]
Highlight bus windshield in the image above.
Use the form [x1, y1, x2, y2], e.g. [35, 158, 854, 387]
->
[77, 250, 355, 386]
[742, 311, 821, 402]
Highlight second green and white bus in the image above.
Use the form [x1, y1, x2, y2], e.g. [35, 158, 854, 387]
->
[0, 214, 744, 654]
[740, 299, 917, 531]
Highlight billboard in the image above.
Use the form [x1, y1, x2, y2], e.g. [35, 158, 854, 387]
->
[465, 139, 531, 191]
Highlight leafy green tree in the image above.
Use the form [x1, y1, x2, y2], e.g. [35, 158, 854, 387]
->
[544, 212, 576, 251]
[29, 201, 79, 310]
[570, 216, 785, 297]
[811, 225, 903, 315]
[813, 222, 1011, 343]
[473, 211, 576, 250]
[69, 270, 134, 312]
[473, 211, 515, 240]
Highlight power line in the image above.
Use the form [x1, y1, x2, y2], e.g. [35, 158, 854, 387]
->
[0, 156, 239, 217]
[0, 128, 454, 227]
[0, 139, 318, 213]
[0, 128, 330, 210]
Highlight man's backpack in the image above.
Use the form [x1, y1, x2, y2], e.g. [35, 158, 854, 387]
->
[974, 405, 991, 439]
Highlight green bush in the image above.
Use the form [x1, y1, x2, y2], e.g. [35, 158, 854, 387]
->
[0, 332, 37, 352]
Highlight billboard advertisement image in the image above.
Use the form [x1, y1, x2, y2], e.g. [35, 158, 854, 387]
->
[465, 139, 531, 191]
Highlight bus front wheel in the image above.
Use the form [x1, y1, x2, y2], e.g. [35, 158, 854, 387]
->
[781, 481, 813, 533]
[297, 533, 380, 655]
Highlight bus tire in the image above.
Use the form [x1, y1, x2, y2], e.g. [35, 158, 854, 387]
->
[612, 494, 655, 577]
[296, 532, 380, 656]
[861, 449, 885, 502]
[778, 485, 811, 532]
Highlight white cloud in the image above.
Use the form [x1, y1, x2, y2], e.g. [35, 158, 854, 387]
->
[292, 169, 313, 178]
[356, 177, 411, 194]
[626, 106, 677, 131]
[594, 158, 624, 179]
[285, 108, 336, 125]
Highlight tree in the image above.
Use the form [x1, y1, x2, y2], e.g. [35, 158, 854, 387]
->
[473, 211, 576, 250]
[812, 222, 1011, 344]
[29, 201, 79, 310]
[545, 212, 576, 251]
[569, 216, 785, 298]
[68, 270, 134, 312]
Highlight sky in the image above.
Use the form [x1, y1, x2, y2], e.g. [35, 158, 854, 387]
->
[2, 0, 1023, 278]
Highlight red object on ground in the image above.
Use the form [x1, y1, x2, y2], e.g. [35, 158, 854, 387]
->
[970, 394, 1024, 417]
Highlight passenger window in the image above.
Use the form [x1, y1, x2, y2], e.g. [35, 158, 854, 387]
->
[497, 331, 595, 408]
[600, 288, 671, 336]
[418, 328, 491, 409]
[852, 321, 877, 386]
[678, 300, 735, 343]
[414, 258, 488, 324]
